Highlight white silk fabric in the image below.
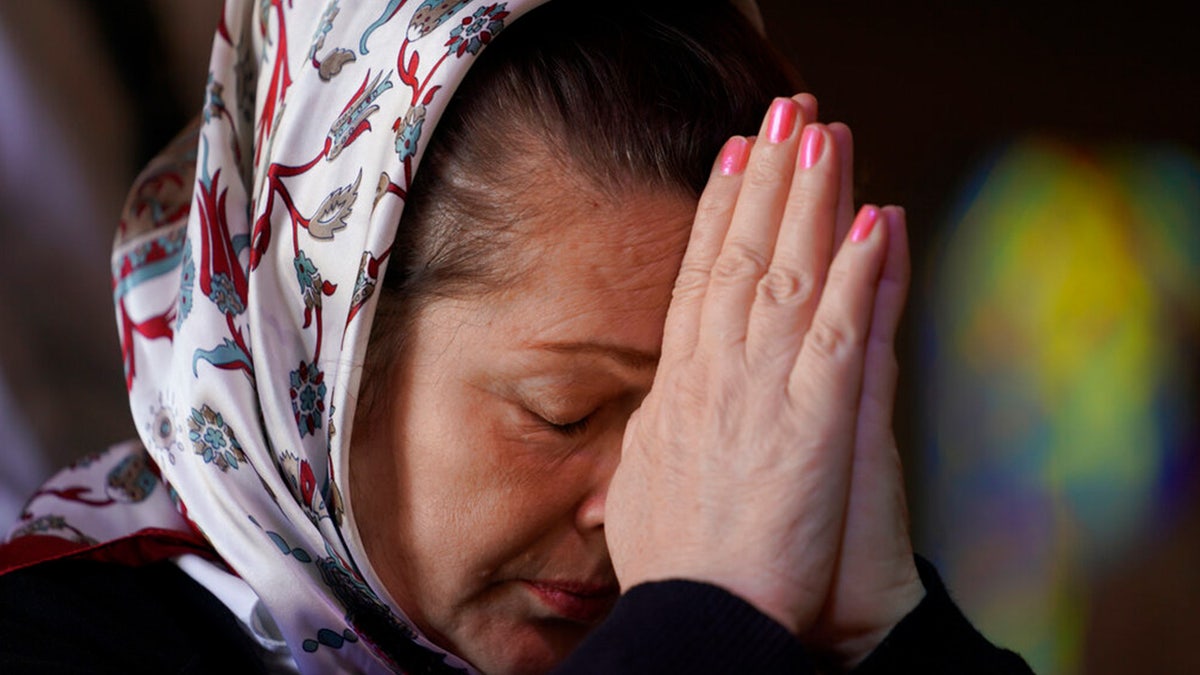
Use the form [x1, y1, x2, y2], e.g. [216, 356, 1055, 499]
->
[17, 1, 551, 672]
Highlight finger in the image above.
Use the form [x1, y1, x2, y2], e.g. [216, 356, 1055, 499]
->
[855, 206, 910, 436]
[788, 205, 888, 428]
[795, 92, 818, 125]
[745, 123, 840, 365]
[829, 123, 855, 245]
[833, 206, 918, 644]
[700, 95, 813, 350]
[661, 136, 755, 358]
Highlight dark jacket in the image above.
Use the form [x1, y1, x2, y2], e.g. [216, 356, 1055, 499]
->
[0, 556, 1031, 674]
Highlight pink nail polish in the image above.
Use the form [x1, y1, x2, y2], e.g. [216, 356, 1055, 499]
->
[766, 98, 799, 144]
[718, 137, 750, 175]
[850, 205, 880, 243]
[800, 125, 824, 169]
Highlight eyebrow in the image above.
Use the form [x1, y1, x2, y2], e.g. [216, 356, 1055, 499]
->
[529, 341, 660, 371]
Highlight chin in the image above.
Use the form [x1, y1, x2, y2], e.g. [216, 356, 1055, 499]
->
[460, 617, 598, 675]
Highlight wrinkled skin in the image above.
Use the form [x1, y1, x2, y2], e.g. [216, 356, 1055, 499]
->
[352, 94, 922, 674]
[607, 94, 924, 670]
[352, 175, 694, 673]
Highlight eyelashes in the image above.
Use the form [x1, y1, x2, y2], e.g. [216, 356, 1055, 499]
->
[544, 414, 593, 437]
[527, 408, 595, 437]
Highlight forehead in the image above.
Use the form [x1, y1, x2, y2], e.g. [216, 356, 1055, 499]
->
[483, 174, 697, 352]
[508, 154, 694, 273]
[514, 179, 693, 292]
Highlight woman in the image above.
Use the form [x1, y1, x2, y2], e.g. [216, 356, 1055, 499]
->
[1, 1, 1031, 673]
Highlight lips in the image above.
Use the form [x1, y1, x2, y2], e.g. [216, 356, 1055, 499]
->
[522, 579, 620, 624]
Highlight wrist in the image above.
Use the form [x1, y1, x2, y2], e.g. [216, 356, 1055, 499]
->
[807, 573, 926, 671]
[619, 560, 816, 636]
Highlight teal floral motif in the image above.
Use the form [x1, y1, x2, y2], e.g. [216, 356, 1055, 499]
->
[290, 361, 327, 437]
[292, 251, 336, 328]
[105, 450, 158, 502]
[294, 252, 322, 312]
[302, 627, 360, 654]
[203, 73, 226, 123]
[127, 229, 185, 269]
[350, 252, 377, 310]
[308, 1, 340, 62]
[187, 404, 247, 471]
[314, 546, 454, 669]
[11, 514, 68, 536]
[446, 3, 509, 57]
[327, 71, 393, 160]
[10, 515, 97, 545]
[327, 402, 338, 444]
[407, 0, 471, 41]
[177, 239, 194, 327]
[146, 395, 183, 465]
[208, 272, 246, 315]
[394, 105, 425, 161]
[265, 528, 314, 563]
[359, 0, 404, 53]
[205, 427, 225, 448]
[309, 2, 356, 81]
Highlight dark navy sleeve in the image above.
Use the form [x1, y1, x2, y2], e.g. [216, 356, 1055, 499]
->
[554, 579, 813, 674]
[851, 557, 1035, 674]
[2, 557, 1033, 674]
[557, 558, 1034, 674]
[0, 558, 269, 675]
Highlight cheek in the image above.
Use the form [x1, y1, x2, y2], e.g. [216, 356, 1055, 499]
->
[389, 378, 589, 592]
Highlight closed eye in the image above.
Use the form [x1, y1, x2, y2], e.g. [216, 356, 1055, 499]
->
[533, 410, 594, 437]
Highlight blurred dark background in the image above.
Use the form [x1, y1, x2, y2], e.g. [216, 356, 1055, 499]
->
[0, 2, 1195, 673]
[766, 5, 1199, 673]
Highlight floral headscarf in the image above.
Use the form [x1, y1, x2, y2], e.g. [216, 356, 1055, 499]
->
[6, 1, 553, 671]
[4, 1, 767, 673]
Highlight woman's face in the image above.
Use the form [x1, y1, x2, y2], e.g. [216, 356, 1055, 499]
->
[351, 176, 695, 674]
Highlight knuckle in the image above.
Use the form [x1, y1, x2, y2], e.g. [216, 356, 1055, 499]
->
[742, 152, 785, 191]
[824, 262, 853, 291]
[805, 316, 860, 362]
[711, 243, 769, 284]
[694, 190, 733, 224]
[671, 264, 711, 302]
[755, 267, 815, 307]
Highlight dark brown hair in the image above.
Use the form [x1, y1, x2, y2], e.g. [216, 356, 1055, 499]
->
[361, 0, 801, 409]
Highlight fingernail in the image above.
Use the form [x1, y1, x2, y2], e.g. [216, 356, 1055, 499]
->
[718, 137, 751, 175]
[800, 125, 824, 169]
[766, 98, 799, 144]
[850, 205, 880, 243]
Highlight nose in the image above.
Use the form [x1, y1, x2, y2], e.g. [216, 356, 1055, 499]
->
[574, 426, 623, 532]
[575, 473, 610, 532]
